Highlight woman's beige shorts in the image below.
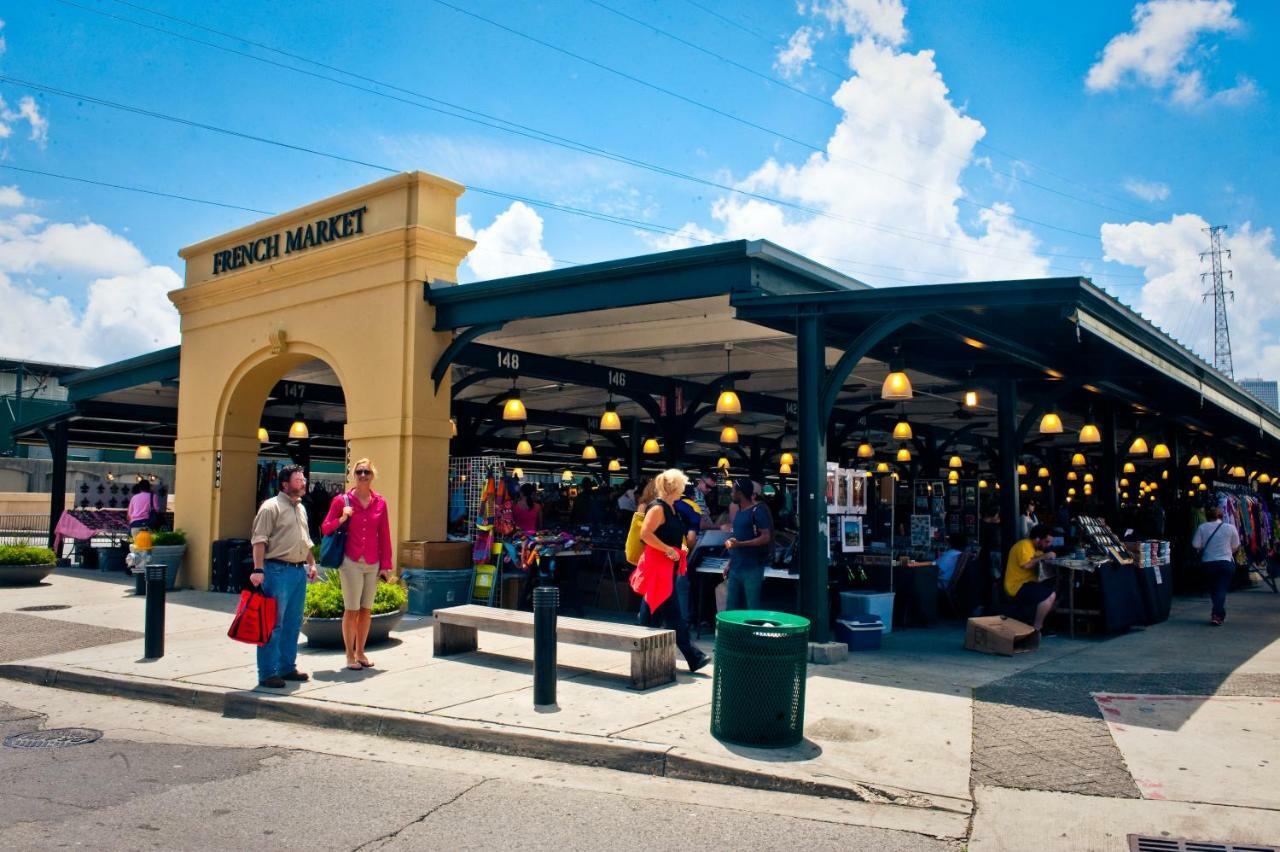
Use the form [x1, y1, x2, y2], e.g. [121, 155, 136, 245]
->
[339, 557, 379, 610]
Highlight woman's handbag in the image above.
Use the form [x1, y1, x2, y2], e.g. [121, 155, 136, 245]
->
[624, 511, 645, 565]
[228, 588, 277, 646]
[319, 494, 350, 568]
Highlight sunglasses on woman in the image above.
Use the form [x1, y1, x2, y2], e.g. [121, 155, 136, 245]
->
[355, 469, 373, 477]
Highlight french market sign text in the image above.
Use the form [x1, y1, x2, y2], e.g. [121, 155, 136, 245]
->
[211, 206, 368, 275]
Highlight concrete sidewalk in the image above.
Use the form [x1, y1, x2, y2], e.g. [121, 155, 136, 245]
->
[4, 568, 1280, 847]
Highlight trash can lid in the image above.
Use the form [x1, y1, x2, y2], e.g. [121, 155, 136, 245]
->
[716, 610, 810, 631]
[838, 616, 883, 629]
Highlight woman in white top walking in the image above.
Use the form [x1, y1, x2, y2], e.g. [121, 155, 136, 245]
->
[1191, 506, 1241, 626]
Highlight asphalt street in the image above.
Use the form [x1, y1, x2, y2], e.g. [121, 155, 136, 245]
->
[0, 689, 959, 851]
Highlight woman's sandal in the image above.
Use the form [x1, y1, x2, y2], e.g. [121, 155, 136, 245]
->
[346, 661, 363, 671]
[358, 659, 375, 669]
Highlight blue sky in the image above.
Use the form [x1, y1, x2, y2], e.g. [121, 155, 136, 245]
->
[1, 0, 1277, 375]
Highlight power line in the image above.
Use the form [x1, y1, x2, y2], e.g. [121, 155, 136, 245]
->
[52, 0, 1109, 261]
[677, 0, 1167, 218]
[35, 2, 1136, 268]
[424, 0, 1112, 241]
[592, 0, 1157, 221]
[0, 163, 275, 214]
[0, 72, 1148, 283]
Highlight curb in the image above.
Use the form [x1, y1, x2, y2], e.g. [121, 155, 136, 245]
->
[0, 662, 963, 814]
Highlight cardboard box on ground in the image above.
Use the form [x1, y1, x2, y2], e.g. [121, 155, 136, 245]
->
[399, 541, 472, 570]
[964, 615, 1040, 656]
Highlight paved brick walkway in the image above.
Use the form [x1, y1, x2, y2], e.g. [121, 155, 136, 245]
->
[0, 613, 140, 664]
[971, 672, 1280, 797]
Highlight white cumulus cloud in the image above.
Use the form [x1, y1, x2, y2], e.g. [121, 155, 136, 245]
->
[0, 204, 180, 365]
[775, 27, 816, 78]
[0, 185, 25, 207]
[1123, 178, 1171, 202]
[650, 34, 1050, 284]
[456, 201, 555, 281]
[1085, 0, 1255, 106]
[807, 0, 907, 47]
[1101, 213, 1280, 378]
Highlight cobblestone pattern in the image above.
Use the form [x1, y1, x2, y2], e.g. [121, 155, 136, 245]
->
[971, 672, 1280, 798]
[0, 613, 140, 664]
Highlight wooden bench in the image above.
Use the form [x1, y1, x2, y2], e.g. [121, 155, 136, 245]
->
[433, 604, 676, 690]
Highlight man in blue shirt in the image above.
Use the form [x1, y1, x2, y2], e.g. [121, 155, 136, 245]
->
[936, 533, 967, 590]
[724, 479, 774, 610]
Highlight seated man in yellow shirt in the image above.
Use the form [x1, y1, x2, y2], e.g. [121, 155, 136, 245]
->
[1004, 523, 1058, 631]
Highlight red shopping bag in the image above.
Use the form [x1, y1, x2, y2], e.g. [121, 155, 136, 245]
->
[228, 589, 278, 646]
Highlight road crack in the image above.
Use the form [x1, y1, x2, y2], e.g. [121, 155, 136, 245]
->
[351, 777, 490, 851]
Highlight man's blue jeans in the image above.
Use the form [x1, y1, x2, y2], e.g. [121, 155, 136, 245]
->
[725, 564, 765, 611]
[256, 561, 307, 682]
[1205, 559, 1234, 620]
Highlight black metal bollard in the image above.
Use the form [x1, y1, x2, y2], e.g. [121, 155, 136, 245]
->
[144, 561, 165, 659]
[532, 585, 558, 708]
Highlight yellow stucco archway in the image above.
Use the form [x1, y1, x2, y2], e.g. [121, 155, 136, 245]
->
[169, 172, 474, 588]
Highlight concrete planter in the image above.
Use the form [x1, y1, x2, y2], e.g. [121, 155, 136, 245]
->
[148, 545, 187, 590]
[302, 608, 405, 649]
[0, 562, 56, 586]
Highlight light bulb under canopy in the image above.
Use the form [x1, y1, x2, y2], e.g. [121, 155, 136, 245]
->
[1123, 461, 1136, 474]
[896, 447, 911, 462]
[257, 427, 269, 443]
[608, 459, 622, 472]
[1079, 423, 1101, 443]
[288, 419, 309, 440]
[502, 390, 527, 422]
[720, 424, 739, 444]
[516, 438, 533, 456]
[643, 438, 661, 455]
[892, 419, 913, 440]
[1039, 412, 1063, 434]
[780, 451, 795, 465]
[1071, 453, 1086, 467]
[881, 369, 913, 401]
[856, 443, 873, 459]
[134, 444, 153, 460]
[1128, 436, 1148, 455]
[715, 389, 742, 416]
[779, 462, 793, 474]
[949, 455, 963, 469]
[582, 443, 598, 460]
[600, 402, 622, 431]
[964, 390, 979, 408]
[1152, 443, 1170, 460]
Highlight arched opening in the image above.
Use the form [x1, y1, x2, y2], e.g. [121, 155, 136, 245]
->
[216, 351, 348, 547]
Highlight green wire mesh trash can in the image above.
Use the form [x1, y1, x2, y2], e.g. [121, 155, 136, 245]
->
[711, 610, 810, 748]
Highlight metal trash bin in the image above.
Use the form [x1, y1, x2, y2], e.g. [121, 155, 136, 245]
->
[711, 610, 810, 748]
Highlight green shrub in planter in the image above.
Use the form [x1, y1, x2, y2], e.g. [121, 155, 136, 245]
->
[0, 545, 56, 565]
[303, 569, 406, 619]
[151, 529, 186, 546]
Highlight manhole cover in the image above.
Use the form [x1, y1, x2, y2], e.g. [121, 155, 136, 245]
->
[3, 728, 103, 749]
[1129, 835, 1278, 852]
[16, 605, 71, 612]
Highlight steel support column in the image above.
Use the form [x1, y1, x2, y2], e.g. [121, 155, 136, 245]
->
[997, 379, 1020, 559]
[797, 312, 829, 642]
[42, 419, 68, 552]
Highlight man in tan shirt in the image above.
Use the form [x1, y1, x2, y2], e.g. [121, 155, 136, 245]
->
[250, 464, 317, 688]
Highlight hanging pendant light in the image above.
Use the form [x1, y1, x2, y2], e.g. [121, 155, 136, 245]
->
[717, 457, 730, 469]
[502, 387, 527, 422]
[1259, 473, 1272, 484]
[450, 418, 457, 438]
[1128, 436, 1149, 455]
[1187, 454, 1201, 467]
[978, 479, 988, 489]
[643, 437, 661, 455]
[1039, 411, 1064, 434]
[1120, 477, 1129, 486]
[512, 467, 524, 479]
[288, 408, 309, 440]
[1071, 453, 1086, 467]
[608, 459, 622, 472]
[1191, 474, 1202, 484]
[779, 462, 792, 475]
[1200, 455, 1215, 470]
[949, 455, 963, 469]
[134, 444, 153, 460]
[892, 413, 913, 440]
[1033, 484, 1043, 493]
[1162, 469, 1169, 480]
[1084, 473, 1095, 483]
[964, 390, 979, 408]
[582, 441, 598, 460]
[948, 470, 959, 483]
[257, 427, 269, 443]
[896, 447, 912, 462]
[1079, 422, 1102, 444]
[875, 462, 891, 473]
[1122, 491, 1130, 500]
[516, 431, 533, 456]
[1038, 466, 1050, 479]
[1152, 443, 1170, 460]
[562, 470, 573, 482]
[1123, 461, 1136, 474]
[1067, 487, 1077, 496]
[719, 423, 739, 444]
[1067, 471, 1078, 481]
[600, 400, 622, 431]
[856, 442, 874, 459]
[1017, 463, 1028, 477]
[1084, 483, 1093, 495]
[780, 451, 796, 466]
[881, 351, 913, 401]
[715, 344, 742, 415]
[1020, 483, 1028, 492]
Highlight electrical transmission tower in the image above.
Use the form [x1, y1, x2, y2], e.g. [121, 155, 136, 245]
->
[1201, 224, 1235, 378]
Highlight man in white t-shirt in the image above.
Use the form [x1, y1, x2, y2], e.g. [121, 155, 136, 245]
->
[1192, 506, 1242, 626]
